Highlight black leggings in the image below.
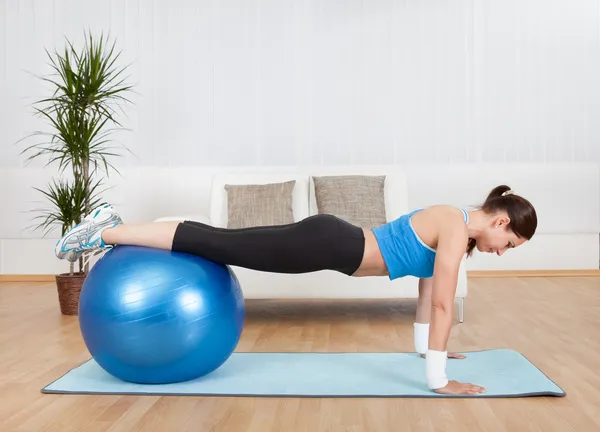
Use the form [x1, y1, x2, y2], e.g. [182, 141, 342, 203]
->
[171, 214, 365, 276]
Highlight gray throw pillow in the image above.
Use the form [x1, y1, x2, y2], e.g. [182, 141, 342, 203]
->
[312, 175, 387, 229]
[224, 180, 296, 228]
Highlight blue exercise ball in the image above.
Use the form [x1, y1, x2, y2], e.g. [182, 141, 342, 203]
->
[78, 245, 245, 384]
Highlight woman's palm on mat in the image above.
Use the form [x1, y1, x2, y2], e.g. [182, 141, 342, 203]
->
[434, 380, 487, 395]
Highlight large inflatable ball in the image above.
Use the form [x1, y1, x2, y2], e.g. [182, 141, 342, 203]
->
[78, 245, 245, 384]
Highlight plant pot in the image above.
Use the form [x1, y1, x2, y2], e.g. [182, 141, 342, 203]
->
[55, 272, 87, 315]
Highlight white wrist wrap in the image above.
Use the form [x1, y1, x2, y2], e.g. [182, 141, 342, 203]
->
[426, 349, 449, 389]
[413, 323, 429, 354]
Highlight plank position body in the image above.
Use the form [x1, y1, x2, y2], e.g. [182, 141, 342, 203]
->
[55, 184, 537, 395]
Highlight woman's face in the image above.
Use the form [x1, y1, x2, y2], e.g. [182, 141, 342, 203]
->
[476, 215, 527, 255]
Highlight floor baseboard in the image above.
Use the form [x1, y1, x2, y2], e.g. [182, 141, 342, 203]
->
[0, 275, 57, 282]
[1, 269, 600, 282]
[467, 269, 600, 278]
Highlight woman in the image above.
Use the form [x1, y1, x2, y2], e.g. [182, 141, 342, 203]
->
[55, 184, 537, 395]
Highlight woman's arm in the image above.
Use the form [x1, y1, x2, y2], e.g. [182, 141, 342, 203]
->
[414, 278, 432, 355]
[426, 219, 486, 394]
[428, 225, 465, 354]
[416, 278, 433, 323]
[415, 278, 466, 359]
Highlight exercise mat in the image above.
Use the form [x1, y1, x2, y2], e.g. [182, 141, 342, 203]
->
[42, 348, 565, 398]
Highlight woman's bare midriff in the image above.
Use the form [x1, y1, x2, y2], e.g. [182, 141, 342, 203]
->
[351, 229, 389, 277]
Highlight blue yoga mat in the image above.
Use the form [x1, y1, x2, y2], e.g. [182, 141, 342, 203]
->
[42, 349, 565, 398]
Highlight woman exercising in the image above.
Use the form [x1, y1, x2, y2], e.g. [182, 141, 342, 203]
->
[55, 184, 537, 395]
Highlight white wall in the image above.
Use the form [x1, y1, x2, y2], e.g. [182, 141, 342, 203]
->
[1, 0, 599, 274]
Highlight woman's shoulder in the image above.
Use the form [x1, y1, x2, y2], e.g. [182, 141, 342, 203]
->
[384, 205, 467, 228]
[410, 205, 469, 242]
[410, 205, 468, 223]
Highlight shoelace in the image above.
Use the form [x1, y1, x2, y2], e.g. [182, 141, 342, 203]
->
[68, 245, 113, 265]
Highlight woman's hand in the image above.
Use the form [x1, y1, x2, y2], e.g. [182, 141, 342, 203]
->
[433, 380, 486, 395]
[420, 352, 466, 359]
[448, 352, 466, 359]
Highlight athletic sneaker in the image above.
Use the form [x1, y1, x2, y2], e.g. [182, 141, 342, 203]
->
[55, 204, 123, 261]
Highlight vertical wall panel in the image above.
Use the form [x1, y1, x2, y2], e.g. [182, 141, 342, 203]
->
[1, 0, 598, 168]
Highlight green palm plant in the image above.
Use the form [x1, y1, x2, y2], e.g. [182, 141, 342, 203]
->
[19, 32, 134, 315]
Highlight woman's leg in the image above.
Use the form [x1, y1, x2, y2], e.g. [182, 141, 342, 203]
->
[101, 221, 179, 250]
[55, 204, 366, 276]
[168, 217, 353, 273]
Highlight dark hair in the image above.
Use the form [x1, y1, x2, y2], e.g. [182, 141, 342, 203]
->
[466, 185, 537, 256]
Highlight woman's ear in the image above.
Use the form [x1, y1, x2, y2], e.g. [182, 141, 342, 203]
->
[494, 215, 511, 228]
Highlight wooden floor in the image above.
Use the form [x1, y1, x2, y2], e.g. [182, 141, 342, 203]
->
[1, 277, 599, 432]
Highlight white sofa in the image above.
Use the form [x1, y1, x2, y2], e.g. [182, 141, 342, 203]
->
[155, 169, 468, 323]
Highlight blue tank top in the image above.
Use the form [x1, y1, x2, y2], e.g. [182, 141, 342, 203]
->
[372, 208, 469, 280]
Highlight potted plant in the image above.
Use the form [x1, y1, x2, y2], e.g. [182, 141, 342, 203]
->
[19, 32, 134, 315]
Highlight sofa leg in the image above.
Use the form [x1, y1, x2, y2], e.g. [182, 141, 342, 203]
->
[457, 298, 464, 323]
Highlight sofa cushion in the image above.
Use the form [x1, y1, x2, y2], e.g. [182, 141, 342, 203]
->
[312, 175, 387, 228]
[210, 173, 310, 228]
[224, 180, 296, 228]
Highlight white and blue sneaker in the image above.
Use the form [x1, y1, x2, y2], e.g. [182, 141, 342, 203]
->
[55, 204, 123, 261]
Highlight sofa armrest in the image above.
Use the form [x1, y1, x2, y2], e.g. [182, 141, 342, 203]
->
[153, 214, 212, 225]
